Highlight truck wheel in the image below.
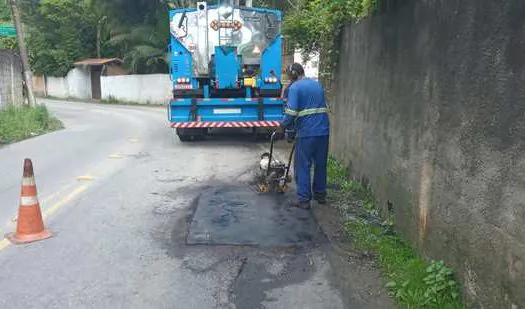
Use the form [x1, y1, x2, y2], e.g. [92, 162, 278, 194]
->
[176, 128, 206, 142]
[178, 134, 192, 142]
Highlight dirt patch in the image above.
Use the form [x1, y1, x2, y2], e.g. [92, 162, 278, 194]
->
[313, 203, 397, 309]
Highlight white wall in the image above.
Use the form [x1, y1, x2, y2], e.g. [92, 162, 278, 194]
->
[294, 50, 319, 80]
[46, 68, 91, 99]
[101, 74, 172, 105]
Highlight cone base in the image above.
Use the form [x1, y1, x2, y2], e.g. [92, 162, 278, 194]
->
[6, 229, 52, 245]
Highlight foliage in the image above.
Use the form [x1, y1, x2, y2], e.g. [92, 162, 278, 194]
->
[91, 0, 170, 74]
[327, 158, 466, 309]
[254, 0, 298, 10]
[423, 260, 462, 306]
[26, 0, 97, 76]
[0, 104, 62, 144]
[282, 0, 377, 77]
[327, 155, 348, 185]
[102, 23, 169, 74]
[0, 36, 16, 49]
[0, 0, 10, 22]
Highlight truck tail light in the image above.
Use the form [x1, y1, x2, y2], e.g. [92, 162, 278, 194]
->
[264, 77, 278, 83]
[176, 77, 191, 84]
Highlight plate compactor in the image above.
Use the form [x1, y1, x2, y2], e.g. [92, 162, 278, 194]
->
[256, 131, 295, 193]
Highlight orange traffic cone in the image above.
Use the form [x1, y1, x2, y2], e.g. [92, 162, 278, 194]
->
[7, 159, 52, 244]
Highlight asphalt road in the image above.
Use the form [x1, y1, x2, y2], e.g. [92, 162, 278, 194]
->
[0, 99, 373, 309]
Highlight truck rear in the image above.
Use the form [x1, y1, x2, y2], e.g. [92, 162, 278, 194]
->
[167, 1, 285, 141]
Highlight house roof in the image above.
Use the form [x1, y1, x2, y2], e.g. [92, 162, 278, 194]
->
[74, 58, 123, 66]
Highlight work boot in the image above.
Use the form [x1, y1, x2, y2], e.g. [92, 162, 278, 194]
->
[291, 200, 311, 210]
[314, 193, 327, 205]
[315, 197, 327, 205]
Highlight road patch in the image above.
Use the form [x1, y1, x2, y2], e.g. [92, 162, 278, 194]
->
[186, 185, 326, 246]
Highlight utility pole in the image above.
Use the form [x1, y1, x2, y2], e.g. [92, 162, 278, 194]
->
[8, 0, 36, 107]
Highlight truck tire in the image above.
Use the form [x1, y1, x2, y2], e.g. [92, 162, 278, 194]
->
[176, 128, 206, 142]
[178, 134, 192, 142]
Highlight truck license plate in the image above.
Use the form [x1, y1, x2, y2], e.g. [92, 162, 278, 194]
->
[213, 108, 241, 114]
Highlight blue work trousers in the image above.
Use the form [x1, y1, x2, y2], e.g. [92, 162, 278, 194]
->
[294, 136, 329, 202]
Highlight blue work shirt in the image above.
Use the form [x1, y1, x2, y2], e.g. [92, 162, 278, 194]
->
[281, 78, 330, 138]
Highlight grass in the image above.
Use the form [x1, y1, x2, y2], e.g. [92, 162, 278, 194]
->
[100, 95, 163, 106]
[0, 104, 62, 144]
[327, 156, 466, 309]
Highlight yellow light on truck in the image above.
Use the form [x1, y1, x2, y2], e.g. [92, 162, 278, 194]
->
[244, 77, 256, 87]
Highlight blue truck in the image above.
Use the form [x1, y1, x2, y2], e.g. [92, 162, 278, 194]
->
[167, 0, 286, 141]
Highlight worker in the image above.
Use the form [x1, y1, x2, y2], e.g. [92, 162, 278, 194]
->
[280, 63, 330, 210]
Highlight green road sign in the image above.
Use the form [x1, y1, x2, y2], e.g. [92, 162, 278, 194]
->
[0, 24, 16, 37]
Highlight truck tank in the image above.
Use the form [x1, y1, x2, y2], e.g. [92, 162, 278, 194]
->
[167, 1, 285, 142]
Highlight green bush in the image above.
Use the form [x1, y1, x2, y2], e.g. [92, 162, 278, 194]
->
[0, 37, 17, 50]
[0, 105, 62, 144]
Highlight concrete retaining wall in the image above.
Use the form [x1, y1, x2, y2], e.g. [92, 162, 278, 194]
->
[330, 0, 525, 308]
[0, 50, 23, 107]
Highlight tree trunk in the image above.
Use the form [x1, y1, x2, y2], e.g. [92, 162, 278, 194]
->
[8, 0, 36, 107]
[97, 16, 107, 58]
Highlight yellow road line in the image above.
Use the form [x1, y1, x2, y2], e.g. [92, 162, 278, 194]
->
[41, 184, 73, 204]
[108, 153, 124, 159]
[0, 239, 10, 251]
[43, 185, 87, 219]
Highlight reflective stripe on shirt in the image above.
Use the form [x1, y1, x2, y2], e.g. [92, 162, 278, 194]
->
[285, 107, 328, 117]
[284, 108, 298, 116]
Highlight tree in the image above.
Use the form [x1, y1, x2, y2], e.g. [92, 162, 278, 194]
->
[282, 0, 377, 73]
[0, 0, 11, 21]
[26, 0, 97, 77]
[91, 0, 170, 74]
[9, 0, 37, 106]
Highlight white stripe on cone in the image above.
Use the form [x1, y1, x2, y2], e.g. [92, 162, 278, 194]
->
[21, 177, 36, 186]
[20, 196, 39, 206]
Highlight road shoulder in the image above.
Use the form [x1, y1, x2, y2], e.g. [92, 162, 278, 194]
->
[269, 142, 397, 309]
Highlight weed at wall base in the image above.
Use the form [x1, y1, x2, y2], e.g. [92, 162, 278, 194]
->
[327, 157, 466, 309]
[0, 104, 62, 144]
